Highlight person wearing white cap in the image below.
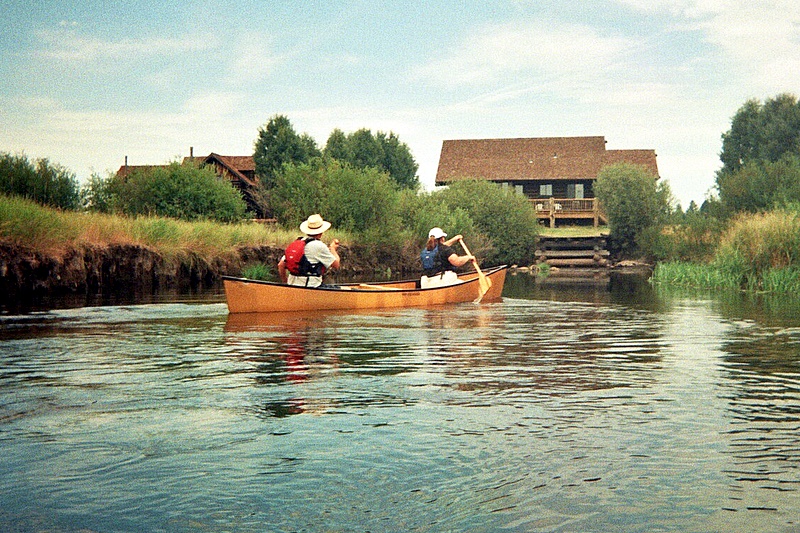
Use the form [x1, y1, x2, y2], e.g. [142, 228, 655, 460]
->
[278, 214, 340, 287]
[420, 227, 474, 288]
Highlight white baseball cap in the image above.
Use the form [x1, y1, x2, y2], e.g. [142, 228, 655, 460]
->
[428, 227, 447, 239]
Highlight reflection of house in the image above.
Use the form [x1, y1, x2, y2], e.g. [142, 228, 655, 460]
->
[116, 150, 265, 218]
[435, 136, 659, 227]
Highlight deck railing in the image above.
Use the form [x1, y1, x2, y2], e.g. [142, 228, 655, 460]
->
[532, 198, 607, 228]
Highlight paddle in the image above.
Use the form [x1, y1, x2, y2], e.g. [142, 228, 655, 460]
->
[459, 239, 491, 303]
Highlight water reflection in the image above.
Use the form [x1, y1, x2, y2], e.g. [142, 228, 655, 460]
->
[1, 278, 799, 532]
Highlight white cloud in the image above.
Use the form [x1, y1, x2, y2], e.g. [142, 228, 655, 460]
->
[33, 26, 217, 63]
[613, 0, 800, 90]
[229, 31, 281, 80]
[414, 21, 632, 88]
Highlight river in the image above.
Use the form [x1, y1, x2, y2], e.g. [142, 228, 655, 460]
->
[1, 274, 798, 532]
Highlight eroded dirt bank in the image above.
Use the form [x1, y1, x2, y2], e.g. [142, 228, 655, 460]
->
[0, 242, 420, 303]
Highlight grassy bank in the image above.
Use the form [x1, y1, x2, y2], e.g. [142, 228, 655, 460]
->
[652, 210, 800, 293]
[0, 195, 349, 261]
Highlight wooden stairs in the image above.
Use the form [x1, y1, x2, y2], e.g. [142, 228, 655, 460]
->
[535, 236, 610, 280]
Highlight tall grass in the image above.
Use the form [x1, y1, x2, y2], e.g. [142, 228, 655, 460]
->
[653, 209, 800, 293]
[0, 195, 82, 251]
[0, 194, 330, 259]
[652, 261, 740, 290]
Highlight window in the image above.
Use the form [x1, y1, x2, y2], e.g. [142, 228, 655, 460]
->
[539, 184, 552, 197]
[566, 183, 585, 199]
[515, 185, 524, 195]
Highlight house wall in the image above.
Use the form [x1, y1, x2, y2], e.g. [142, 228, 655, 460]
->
[495, 180, 595, 199]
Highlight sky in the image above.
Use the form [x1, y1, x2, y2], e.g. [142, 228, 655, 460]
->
[2, 0, 800, 207]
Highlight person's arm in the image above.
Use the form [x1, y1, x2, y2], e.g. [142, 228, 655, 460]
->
[327, 239, 341, 270]
[278, 255, 288, 283]
[447, 252, 474, 267]
[443, 234, 462, 247]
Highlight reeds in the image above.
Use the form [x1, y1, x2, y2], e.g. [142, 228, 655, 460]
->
[652, 210, 800, 293]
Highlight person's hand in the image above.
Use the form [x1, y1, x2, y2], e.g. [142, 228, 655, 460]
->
[454, 234, 463, 241]
[330, 239, 340, 251]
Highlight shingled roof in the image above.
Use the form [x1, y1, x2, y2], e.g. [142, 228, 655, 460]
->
[192, 153, 257, 188]
[435, 136, 658, 184]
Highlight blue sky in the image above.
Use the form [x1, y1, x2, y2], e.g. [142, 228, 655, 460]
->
[2, 0, 799, 207]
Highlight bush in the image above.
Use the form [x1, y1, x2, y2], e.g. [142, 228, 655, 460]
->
[715, 210, 800, 286]
[241, 263, 274, 281]
[270, 158, 407, 247]
[594, 163, 672, 257]
[108, 161, 248, 222]
[0, 153, 80, 210]
[398, 189, 478, 245]
[434, 180, 540, 266]
[650, 210, 726, 262]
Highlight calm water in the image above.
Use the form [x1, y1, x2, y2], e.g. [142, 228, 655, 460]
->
[1, 275, 799, 532]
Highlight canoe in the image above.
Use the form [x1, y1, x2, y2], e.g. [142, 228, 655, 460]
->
[222, 265, 507, 314]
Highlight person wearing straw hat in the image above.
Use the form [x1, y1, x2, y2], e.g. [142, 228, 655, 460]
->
[278, 214, 340, 287]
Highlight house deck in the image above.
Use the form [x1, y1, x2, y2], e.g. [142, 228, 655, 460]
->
[533, 198, 607, 228]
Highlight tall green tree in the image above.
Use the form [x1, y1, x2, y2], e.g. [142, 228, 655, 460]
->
[719, 93, 800, 175]
[323, 128, 419, 189]
[594, 163, 672, 257]
[716, 94, 800, 214]
[253, 115, 320, 190]
[0, 153, 80, 210]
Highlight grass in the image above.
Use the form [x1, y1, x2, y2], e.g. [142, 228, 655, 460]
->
[652, 210, 800, 293]
[0, 194, 350, 260]
[651, 261, 741, 290]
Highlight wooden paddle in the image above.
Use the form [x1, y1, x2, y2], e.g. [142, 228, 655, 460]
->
[459, 239, 491, 303]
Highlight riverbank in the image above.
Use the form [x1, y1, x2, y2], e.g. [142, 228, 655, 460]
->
[0, 241, 421, 303]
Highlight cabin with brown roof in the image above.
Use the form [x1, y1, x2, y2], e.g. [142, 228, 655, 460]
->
[116, 151, 267, 219]
[188, 153, 265, 218]
[435, 136, 659, 227]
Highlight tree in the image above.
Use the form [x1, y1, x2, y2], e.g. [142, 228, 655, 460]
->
[717, 94, 800, 213]
[108, 161, 247, 222]
[0, 152, 80, 210]
[323, 128, 419, 189]
[81, 172, 114, 212]
[433, 179, 540, 266]
[269, 158, 404, 238]
[253, 115, 321, 190]
[594, 163, 672, 257]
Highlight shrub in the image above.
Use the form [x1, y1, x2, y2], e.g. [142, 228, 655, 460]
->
[270, 158, 407, 247]
[241, 263, 274, 281]
[398, 189, 479, 246]
[594, 163, 672, 257]
[434, 180, 540, 266]
[714, 210, 800, 289]
[0, 153, 80, 210]
[651, 211, 726, 262]
[108, 161, 247, 222]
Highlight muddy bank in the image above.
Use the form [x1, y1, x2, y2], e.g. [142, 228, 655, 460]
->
[0, 242, 421, 303]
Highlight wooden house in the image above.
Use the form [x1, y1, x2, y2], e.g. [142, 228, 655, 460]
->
[435, 136, 659, 227]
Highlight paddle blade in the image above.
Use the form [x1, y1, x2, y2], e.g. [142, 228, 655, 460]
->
[474, 272, 492, 303]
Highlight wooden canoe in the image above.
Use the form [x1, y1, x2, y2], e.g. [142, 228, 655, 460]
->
[222, 265, 507, 314]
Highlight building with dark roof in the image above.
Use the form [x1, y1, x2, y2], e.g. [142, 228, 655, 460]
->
[435, 136, 659, 227]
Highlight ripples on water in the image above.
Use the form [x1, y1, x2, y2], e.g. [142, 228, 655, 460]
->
[1, 281, 799, 532]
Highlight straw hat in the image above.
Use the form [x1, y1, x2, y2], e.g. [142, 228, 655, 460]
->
[300, 214, 332, 235]
[428, 227, 447, 239]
